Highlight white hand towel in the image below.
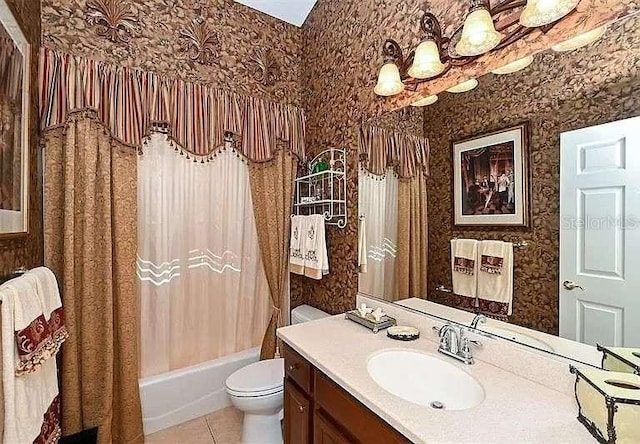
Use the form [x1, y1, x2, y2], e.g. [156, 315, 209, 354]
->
[304, 215, 329, 280]
[451, 239, 478, 299]
[1, 278, 62, 444]
[289, 215, 306, 275]
[358, 216, 368, 273]
[477, 240, 514, 316]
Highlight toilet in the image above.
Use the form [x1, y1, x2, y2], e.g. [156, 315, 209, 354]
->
[225, 304, 328, 443]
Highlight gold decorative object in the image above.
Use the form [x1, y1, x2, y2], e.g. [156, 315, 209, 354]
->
[248, 48, 280, 87]
[86, 0, 139, 43]
[570, 365, 640, 443]
[599, 345, 640, 375]
[179, 18, 219, 65]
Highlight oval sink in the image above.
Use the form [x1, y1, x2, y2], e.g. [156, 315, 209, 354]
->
[479, 325, 555, 353]
[367, 350, 484, 410]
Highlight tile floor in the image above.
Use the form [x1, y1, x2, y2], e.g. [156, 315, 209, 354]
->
[145, 406, 243, 443]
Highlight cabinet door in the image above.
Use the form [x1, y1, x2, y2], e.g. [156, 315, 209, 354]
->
[313, 410, 352, 444]
[284, 379, 311, 444]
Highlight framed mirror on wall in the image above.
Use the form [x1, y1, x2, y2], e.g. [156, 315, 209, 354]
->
[358, 11, 640, 368]
[0, 0, 30, 238]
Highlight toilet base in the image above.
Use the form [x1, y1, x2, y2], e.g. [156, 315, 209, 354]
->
[241, 411, 283, 444]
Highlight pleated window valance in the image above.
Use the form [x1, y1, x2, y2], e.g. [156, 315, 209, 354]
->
[38, 47, 306, 162]
[359, 125, 429, 178]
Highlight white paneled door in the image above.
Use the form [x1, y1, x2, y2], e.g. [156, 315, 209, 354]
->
[560, 116, 640, 348]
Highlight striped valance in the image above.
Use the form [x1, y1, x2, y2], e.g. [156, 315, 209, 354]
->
[359, 125, 429, 178]
[39, 47, 306, 162]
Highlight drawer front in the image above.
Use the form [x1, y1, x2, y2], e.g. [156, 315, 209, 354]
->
[315, 372, 409, 444]
[284, 380, 311, 444]
[283, 344, 312, 394]
[313, 410, 352, 444]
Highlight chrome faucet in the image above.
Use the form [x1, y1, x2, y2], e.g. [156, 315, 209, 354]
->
[470, 314, 487, 329]
[434, 323, 481, 365]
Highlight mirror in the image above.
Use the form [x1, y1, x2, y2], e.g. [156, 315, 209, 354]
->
[0, 0, 29, 237]
[358, 13, 640, 367]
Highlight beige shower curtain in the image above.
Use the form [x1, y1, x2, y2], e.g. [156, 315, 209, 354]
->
[396, 174, 428, 300]
[43, 112, 143, 444]
[249, 150, 296, 359]
[137, 134, 271, 377]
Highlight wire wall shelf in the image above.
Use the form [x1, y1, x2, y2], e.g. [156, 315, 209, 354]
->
[294, 148, 347, 228]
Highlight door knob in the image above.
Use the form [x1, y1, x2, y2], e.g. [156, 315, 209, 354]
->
[563, 280, 584, 291]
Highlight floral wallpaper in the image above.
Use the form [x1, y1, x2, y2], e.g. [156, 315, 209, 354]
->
[291, 0, 440, 314]
[0, 0, 43, 276]
[292, 0, 639, 317]
[41, 0, 303, 106]
[424, 15, 640, 334]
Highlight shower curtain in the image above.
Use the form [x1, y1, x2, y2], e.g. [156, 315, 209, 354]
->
[137, 134, 271, 377]
[358, 169, 398, 300]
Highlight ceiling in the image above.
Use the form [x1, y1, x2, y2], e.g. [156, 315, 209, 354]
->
[234, 0, 317, 27]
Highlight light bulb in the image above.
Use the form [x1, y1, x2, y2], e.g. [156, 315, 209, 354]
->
[520, 0, 579, 27]
[455, 7, 503, 56]
[408, 40, 446, 79]
[491, 55, 534, 75]
[446, 79, 479, 93]
[374, 62, 405, 96]
[411, 95, 439, 107]
[551, 25, 607, 52]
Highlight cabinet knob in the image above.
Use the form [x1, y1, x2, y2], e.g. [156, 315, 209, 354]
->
[298, 405, 305, 413]
[287, 363, 297, 372]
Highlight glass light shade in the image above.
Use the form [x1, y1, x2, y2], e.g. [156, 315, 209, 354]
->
[446, 78, 478, 93]
[455, 8, 504, 57]
[491, 55, 534, 75]
[551, 25, 607, 52]
[411, 95, 439, 107]
[374, 62, 405, 96]
[408, 40, 446, 79]
[519, 0, 579, 27]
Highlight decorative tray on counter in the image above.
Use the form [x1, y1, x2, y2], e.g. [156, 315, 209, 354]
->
[345, 310, 396, 333]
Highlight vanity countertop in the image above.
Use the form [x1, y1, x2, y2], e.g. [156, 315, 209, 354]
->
[277, 314, 594, 444]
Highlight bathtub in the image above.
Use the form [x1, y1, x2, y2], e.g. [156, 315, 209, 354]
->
[139, 347, 259, 435]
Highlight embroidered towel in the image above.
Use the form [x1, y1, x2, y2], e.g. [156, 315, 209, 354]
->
[1, 275, 63, 444]
[451, 239, 478, 299]
[289, 215, 306, 275]
[477, 240, 514, 316]
[304, 215, 329, 280]
[358, 216, 368, 273]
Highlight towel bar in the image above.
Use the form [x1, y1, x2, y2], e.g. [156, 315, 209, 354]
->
[0, 267, 27, 286]
[451, 238, 528, 249]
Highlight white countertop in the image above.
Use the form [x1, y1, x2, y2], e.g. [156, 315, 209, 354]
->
[277, 314, 594, 444]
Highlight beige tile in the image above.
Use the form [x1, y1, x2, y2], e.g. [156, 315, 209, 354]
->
[205, 407, 244, 444]
[145, 416, 214, 444]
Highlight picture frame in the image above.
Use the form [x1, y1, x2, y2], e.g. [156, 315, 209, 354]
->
[452, 122, 530, 228]
[0, 0, 30, 238]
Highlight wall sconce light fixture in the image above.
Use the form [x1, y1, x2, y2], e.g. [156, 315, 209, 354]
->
[375, 0, 579, 97]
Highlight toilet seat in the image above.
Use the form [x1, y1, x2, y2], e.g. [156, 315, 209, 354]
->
[226, 358, 284, 398]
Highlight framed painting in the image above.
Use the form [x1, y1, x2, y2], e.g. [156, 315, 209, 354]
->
[0, 0, 30, 238]
[452, 123, 530, 227]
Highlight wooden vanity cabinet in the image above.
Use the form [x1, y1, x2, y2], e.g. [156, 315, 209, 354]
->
[283, 343, 409, 444]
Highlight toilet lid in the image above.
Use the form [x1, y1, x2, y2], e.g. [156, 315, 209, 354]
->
[226, 358, 284, 397]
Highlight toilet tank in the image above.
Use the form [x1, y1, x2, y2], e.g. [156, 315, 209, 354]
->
[291, 304, 328, 325]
